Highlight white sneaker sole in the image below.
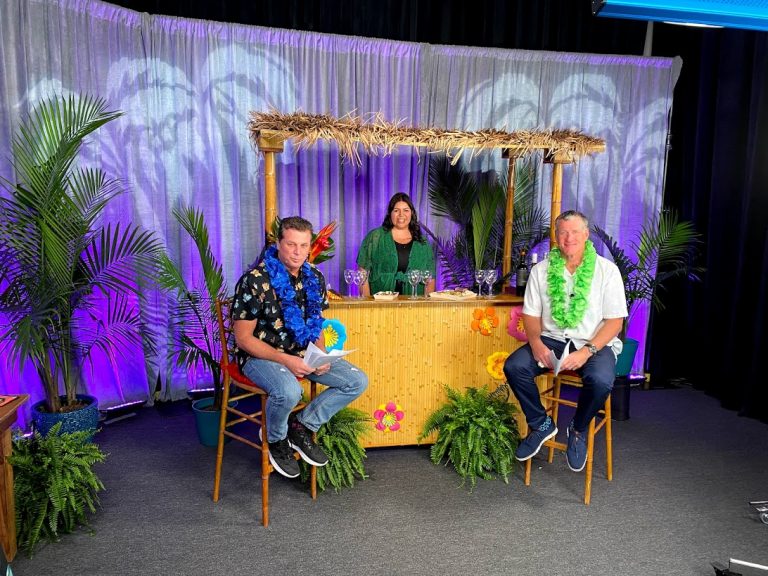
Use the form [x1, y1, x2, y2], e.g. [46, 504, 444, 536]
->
[515, 426, 558, 461]
[288, 439, 329, 467]
[259, 429, 300, 478]
[267, 450, 300, 478]
[566, 427, 587, 472]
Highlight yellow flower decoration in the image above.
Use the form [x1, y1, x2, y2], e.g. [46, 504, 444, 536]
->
[486, 352, 509, 380]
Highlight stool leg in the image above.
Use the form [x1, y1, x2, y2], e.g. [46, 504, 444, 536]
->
[547, 375, 561, 464]
[523, 422, 532, 486]
[583, 417, 597, 505]
[309, 381, 318, 500]
[213, 376, 231, 502]
[605, 395, 613, 481]
[261, 397, 270, 527]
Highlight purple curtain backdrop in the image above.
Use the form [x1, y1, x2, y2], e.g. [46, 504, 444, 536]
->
[0, 0, 678, 427]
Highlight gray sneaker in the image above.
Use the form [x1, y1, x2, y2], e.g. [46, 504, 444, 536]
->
[287, 413, 329, 467]
[267, 437, 300, 478]
[515, 416, 558, 461]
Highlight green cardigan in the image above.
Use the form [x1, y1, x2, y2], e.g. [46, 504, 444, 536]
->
[356, 227, 436, 294]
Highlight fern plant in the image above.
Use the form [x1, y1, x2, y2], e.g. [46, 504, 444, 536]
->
[10, 422, 107, 556]
[299, 407, 370, 492]
[419, 385, 520, 490]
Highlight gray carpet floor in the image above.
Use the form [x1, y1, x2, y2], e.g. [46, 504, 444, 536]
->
[6, 386, 768, 576]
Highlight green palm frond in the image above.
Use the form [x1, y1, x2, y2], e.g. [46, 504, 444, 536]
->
[592, 209, 703, 332]
[428, 155, 548, 286]
[0, 94, 161, 412]
[172, 205, 224, 302]
[161, 204, 227, 408]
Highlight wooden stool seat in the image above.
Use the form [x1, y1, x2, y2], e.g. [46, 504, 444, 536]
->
[212, 298, 318, 527]
[523, 371, 612, 505]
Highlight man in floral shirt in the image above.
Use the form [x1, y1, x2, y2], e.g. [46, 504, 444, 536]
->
[232, 216, 368, 478]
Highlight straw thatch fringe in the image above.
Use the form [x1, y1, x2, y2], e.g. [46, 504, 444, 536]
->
[248, 110, 605, 165]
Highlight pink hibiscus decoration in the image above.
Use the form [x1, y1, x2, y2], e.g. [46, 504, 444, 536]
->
[507, 306, 528, 342]
[373, 401, 405, 432]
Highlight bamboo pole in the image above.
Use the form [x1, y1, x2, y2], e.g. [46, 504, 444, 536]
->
[544, 150, 574, 247]
[256, 133, 286, 242]
[501, 149, 520, 278]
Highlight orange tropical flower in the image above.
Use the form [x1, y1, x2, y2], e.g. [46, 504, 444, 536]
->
[309, 220, 338, 264]
[471, 307, 499, 336]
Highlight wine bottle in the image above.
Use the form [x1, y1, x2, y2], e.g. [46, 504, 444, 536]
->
[515, 251, 529, 296]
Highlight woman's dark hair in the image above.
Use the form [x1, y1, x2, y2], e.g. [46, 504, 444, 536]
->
[381, 193, 424, 242]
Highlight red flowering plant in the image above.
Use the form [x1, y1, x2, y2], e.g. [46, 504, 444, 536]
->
[269, 218, 338, 264]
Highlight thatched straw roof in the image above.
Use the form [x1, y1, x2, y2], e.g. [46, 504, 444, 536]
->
[248, 110, 605, 165]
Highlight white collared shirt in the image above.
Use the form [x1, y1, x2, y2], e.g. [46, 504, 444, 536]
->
[522, 255, 628, 356]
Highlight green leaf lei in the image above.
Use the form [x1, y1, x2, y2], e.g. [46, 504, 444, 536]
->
[547, 240, 597, 328]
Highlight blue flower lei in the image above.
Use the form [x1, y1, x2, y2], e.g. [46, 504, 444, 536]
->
[263, 245, 324, 348]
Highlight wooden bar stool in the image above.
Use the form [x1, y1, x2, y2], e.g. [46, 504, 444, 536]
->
[523, 371, 612, 505]
[212, 298, 318, 527]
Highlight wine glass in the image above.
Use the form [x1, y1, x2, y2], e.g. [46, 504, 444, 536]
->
[420, 269, 433, 296]
[474, 269, 485, 295]
[343, 269, 355, 297]
[484, 269, 498, 297]
[353, 269, 369, 298]
[406, 269, 422, 298]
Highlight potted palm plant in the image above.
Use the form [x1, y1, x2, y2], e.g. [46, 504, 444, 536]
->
[593, 209, 703, 368]
[0, 94, 162, 435]
[592, 209, 703, 416]
[158, 205, 227, 446]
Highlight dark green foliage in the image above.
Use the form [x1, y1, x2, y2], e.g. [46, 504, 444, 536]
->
[300, 407, 370, 492]
[592, 209, 703, 336]
[427, 155, 549, 288]
[158, 205, 226, 409]
[10, 422, 107, 556]
[419, 385, 520, 490]
[0, 94, 163, 413]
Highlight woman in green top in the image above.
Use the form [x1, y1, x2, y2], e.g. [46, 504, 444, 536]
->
[357, 193, 436, 296]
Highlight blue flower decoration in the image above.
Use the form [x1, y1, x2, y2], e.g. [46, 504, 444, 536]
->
[322, 319, 347, 351]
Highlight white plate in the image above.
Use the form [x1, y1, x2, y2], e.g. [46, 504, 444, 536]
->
[373, 291, 399, 301]
[428, 289, 477, 301]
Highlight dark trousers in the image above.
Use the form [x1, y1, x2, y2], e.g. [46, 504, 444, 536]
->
[503, 335, 616, 433]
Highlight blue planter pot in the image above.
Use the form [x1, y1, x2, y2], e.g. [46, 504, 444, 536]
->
[192, 397, 237, 447]
[615, 337, 639, 377]
[32, 394, 100, 437]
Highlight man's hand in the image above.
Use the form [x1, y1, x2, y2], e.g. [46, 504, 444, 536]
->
[313, 362, 331, 376]
[283, 355, 314, 378]
[530, 339, 553, 369]
[560, 347, 591, 372]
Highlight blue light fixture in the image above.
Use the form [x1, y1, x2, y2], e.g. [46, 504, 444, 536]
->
[592, 0, 768, 32]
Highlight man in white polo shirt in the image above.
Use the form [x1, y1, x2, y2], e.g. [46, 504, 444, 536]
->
[504, 210, 627, 472]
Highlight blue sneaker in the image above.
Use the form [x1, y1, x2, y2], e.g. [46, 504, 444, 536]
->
[515, 416, 557, 461]
[566, 422, 587, 472]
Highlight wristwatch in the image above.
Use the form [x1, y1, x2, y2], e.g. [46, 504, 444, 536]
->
[585, 342, 598, 355]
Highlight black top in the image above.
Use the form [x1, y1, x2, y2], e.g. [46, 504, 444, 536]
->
[394, 240, 413, 293]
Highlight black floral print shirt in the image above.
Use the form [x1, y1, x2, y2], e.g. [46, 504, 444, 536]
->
[231, 260, 329, 369]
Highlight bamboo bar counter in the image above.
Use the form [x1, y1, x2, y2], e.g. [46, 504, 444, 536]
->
[320, 295, 526, 448]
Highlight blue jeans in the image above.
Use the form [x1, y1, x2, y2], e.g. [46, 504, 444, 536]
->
[503, 335, 616, 433]
[241, 357, 368, 443]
